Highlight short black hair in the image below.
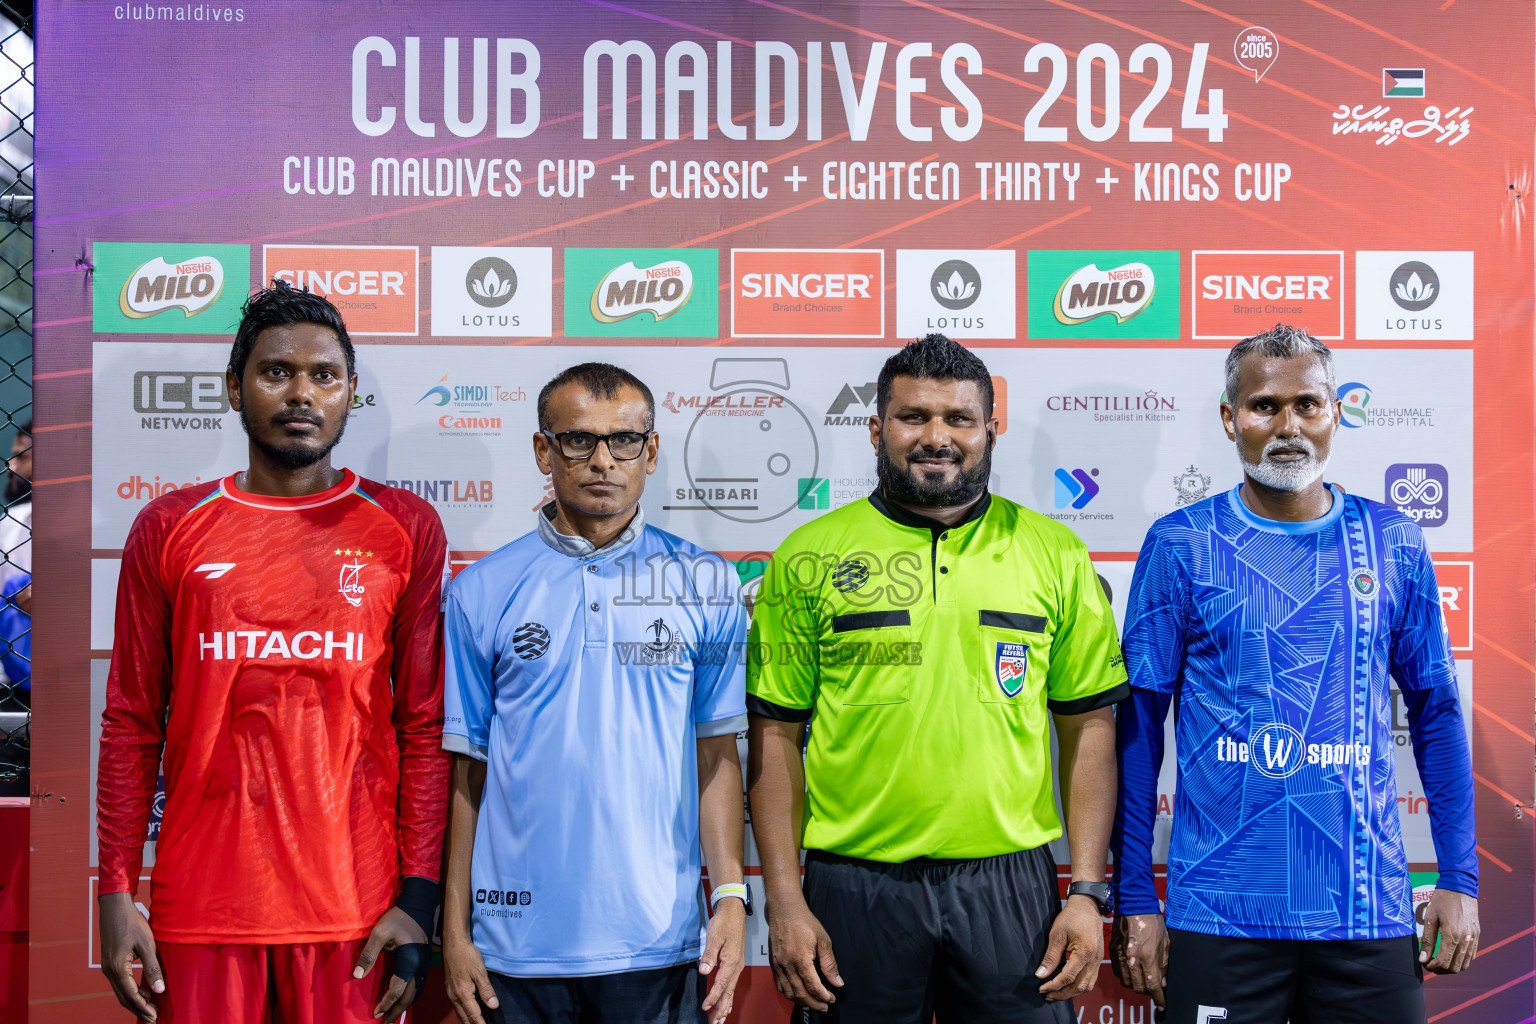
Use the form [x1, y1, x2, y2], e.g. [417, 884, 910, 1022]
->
[876, 333, 993, 417]
[537, 362, 655, 432]
[228, 278, 355, 382]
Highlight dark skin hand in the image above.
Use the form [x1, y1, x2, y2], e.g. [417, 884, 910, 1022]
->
[352, 907, 428, 1022]
[1220, 351, 1340, 523]
[1420, 888, 1480, 974]
[1109, 912, 1170, 1008]
[98, 892, 164, 1021]
[867, 375, 997, 527]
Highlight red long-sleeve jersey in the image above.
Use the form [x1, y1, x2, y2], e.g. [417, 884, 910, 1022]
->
[97, 468, 452, 944]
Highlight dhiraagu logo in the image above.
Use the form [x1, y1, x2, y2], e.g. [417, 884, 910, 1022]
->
[1027, 250, 1180, 340]
[564, 248, 718, 338]
[93, 243, 251, 334]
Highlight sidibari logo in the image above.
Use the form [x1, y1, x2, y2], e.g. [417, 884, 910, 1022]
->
[1053, 262, 1154, 324]
[930, 260, 981, 310]
[465, 256, 516, 308]
[590, 259, 693, 323]
[120, 256, 226, 319]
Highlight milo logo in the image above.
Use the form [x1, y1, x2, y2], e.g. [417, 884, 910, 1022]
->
[1053, 262, 1155, 325]
[590, 259, 693, 323]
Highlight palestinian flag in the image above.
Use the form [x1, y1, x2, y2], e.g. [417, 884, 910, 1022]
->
[1383, 68, 1425, 98]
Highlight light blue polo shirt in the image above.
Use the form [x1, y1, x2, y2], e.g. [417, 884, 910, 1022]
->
[443, 505, 748, 977]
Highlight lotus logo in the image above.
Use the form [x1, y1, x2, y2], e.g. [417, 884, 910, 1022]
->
[929, 259, 981, 310]
[1389, 261, 1440, 312]
[465, 256, 517, 309]
[513, 622, 550, 660]
[1250, 723, 1307, 779]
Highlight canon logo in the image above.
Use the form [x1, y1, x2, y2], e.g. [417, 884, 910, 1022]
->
[1200, 274, 1331, 301]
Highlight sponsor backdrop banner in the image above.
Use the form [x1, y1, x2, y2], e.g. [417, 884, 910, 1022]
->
[36, 2, 1532, 1021]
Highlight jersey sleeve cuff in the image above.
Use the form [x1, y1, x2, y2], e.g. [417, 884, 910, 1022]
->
[442, 732, 489, 762]
[1048, 681, 1130, 715]
[1432, 869, 1478, 899]
[747, 694, 812, 722]
[697, 713, 748, 738]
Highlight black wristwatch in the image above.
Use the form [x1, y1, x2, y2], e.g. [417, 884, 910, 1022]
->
[1066, 880, 1113, 916]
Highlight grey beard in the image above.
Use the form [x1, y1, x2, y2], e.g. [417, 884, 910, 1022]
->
[1241, 438, 1328, 492]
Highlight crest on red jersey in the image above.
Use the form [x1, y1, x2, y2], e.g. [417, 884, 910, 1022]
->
[338, 559, 368, 606]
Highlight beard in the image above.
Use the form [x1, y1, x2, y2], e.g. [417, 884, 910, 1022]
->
[877, 434, 993, 508]
[1240, 435, 1329, 492]
[240, 405, 347, 471]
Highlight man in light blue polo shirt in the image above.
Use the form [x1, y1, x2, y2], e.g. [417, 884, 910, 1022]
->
[440, 363, 749, 1024]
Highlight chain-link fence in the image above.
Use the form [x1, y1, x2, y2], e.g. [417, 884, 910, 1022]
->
[0, 3, 34, 799]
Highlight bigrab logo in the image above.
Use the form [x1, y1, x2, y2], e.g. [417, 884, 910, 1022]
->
[731, 249, 884, 338]
[1053, 262, 1155, 325]
[564, 248, 718, 338]
[591, 259, 694, 323]
[1191, 251, 1343, 339]
[263, 244, 418, 335]
[92, 243, 251, 334]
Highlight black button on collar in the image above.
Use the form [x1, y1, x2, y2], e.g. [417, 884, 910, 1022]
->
[940, 566, 949, 574]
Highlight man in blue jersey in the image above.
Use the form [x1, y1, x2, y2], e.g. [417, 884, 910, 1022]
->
[1109, 325, 1479, 1023]
[440, 363, 749, 1024]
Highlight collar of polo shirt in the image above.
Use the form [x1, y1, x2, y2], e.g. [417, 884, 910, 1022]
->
[868, 488, 992, 535]
[535, 501, 646, 558]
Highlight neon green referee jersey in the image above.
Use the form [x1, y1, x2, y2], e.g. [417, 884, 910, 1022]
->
[747, 490, 1128, 862]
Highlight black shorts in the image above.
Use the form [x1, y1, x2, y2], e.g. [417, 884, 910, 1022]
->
[796, 845, 1072, 1024]
[483, 962, 704, 1024]
[1164, 928, 1426, 1024]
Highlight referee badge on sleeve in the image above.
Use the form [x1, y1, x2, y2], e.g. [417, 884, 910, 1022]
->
[995, 642, 1030, 698]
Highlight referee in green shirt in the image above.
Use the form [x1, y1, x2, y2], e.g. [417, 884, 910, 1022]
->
[747, 335, 1128, 1022]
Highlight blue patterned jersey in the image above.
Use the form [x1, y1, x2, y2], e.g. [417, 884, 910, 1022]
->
[1118, 485, 1459, 940]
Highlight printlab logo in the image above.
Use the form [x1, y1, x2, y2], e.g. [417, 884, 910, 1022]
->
[1250, 723, 1307, 779]
[1389, 261, 1438, 311]
[92, 242, 251, 334]
[1383, 68, 1425, 98]
[337, 557, 367, 607]
[1354, 251, 1472, 340]
[799, 477, 830, 510]
[1386, 463, 1448, 526]
[466, 257, 516, 307]
[930, 260, 981, 309]
[1027, 250, 1180, 340]
[1174, 464, 1212, 507]
[825, 381, 877, 427]
[1053, 468, 1101, 509]
[513, 622, 550, 660]
[896, 249, 1014, 339]
[668, 357, 820, 525]
[430, 246, 552, 338]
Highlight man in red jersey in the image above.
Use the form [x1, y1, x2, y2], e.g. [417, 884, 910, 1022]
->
[97, 279, 451, 1023]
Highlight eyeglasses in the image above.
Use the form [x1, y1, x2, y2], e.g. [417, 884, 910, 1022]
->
[542, 430, 652, 461]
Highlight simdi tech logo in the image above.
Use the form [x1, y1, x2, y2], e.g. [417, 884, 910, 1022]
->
[731, 249, 884, 339]
[564, 248, 718, 338]
[1191, 251, 1344, 340]
[1354, 251, 1473, 340]
[1026, 251, 1181, 340]
[263, 244, 418, 336]
[92, 243, 250, 334]
[894, 250, 1015, 340]
[431, 246, 552, 338]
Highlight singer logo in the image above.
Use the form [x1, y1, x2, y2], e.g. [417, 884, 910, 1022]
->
[1192, 251, 1344, 339]
[263, 244, 418, 335]
[1434, 561, 1472, 651]
[732, 249, 884, 338]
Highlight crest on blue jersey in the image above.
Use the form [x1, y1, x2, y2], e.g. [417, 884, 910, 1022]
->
[1348, 566, 1379, 601]
[994, 642, 1029, 698]
[513, 621, 550, 660]
[833, 559, 869, 594]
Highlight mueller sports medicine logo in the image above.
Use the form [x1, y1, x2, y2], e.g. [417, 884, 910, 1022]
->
[264, 244, 418, 335]
[1054, 262, 1155, 325]
[565, 248, 718, 338]
[430, 246, 552, 338]
[133, 370, 231, 430]
[592, 259, 693, 323]
[1386, 463, 1449, 525]
[120, 256, 225, 319]
[1216, 724, 1370, 779]
[1192, 251, 1344, 340]
[1027, 251, 1180, 340]
[1354, 252, 1473, 340]
[92, 243, 250, 334]
[732, 249, 884, 338]
[895, 250, 1015, 339]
